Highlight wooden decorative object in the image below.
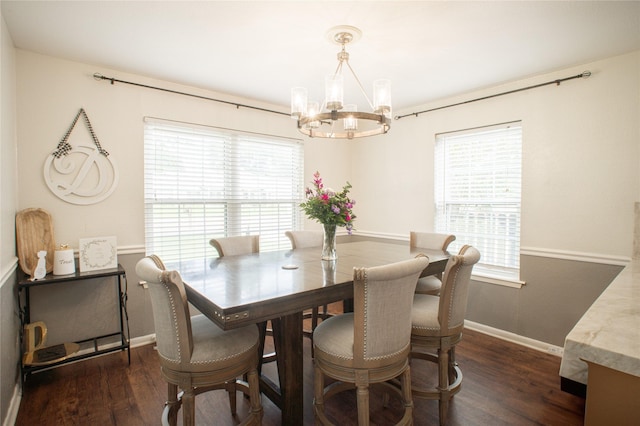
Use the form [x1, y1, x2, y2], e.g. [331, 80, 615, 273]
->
[16, 208, 56, 277]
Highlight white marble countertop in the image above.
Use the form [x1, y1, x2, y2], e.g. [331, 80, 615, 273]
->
[560, 259, 640, 384]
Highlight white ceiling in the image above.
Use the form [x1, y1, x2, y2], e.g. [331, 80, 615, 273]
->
[2, 1, 640, 112]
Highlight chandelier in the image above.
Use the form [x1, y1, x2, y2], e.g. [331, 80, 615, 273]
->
[291, 26, 391, 139]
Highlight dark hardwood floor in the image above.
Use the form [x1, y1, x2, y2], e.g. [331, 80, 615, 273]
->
[16, 324, 585, 425]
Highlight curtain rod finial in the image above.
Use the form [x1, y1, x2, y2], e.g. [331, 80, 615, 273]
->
[93, 73, 104, 81]
[582, 71, 591, 79]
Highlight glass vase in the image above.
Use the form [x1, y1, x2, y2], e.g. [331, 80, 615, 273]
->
[322, 224, 337, 260]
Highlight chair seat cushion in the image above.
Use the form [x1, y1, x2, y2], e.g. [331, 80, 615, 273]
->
[186, 315, 259, 372]
[313, 313, 355, 365]
[411, 294, 441, 337]
[415, 275, 441, 295]
[314, 313, 412, 372]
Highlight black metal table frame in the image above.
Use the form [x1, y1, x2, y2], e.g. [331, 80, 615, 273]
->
[17, 264, 130, 382]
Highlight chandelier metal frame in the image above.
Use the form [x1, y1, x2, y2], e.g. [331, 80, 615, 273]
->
[292, 26, 391, 139]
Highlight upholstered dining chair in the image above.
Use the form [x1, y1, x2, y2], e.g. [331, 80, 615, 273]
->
[285, 230, 324, 250]
[135, 255, 263, 426]
[285, 230, 332, 337]
[409, 231, 456, 295]
[313, 255, 430, 425]
[209, 235, 260, 257]
[410, 245, 480, 426]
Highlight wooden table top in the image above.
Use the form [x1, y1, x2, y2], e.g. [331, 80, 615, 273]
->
[181, 240, 449, 329]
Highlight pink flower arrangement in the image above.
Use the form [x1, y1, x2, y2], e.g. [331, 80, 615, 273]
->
[300, 171, 356, 234]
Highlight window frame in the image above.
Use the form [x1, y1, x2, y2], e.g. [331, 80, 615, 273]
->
[434, 121, 523, 284]
[143, 117, 304, 266]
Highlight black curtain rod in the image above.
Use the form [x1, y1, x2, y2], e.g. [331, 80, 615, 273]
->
[394, 71, 591, 120]
[93, 73, 290, 117]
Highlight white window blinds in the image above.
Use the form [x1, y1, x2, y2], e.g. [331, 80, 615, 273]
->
[435, 122, 522, 274]
[143, 118, 304, 264]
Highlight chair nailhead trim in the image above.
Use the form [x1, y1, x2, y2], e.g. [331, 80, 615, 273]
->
[160, 278, 182, 363]
[447, 268, 460, 326]
[354, 267, 370, 356]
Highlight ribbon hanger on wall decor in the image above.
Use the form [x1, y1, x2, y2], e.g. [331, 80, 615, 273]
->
[52, 108, 109, 158]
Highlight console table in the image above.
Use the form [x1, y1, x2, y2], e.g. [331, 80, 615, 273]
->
[17, 264, 130, 381]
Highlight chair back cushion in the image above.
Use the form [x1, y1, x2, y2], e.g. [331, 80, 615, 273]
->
[285, 230, 323, 249]
[136, 255, 194, 368]
[410, 231, 456, 251]
[438, 245, 481, 334]
[209, 235, 259, 257]
[353, 256, 429, 363]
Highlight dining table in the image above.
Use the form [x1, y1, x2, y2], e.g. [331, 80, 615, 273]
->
[180, 240, 450, 425]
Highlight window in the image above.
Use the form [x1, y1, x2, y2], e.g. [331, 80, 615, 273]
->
[434, 122, 522, 277]
[143, 118, 304, 266]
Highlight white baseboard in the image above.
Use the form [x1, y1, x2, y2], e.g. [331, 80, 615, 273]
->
[130, 333, 156, 348]
[465, 320, 564, 357]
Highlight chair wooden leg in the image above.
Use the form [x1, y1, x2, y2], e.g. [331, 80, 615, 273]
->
[401, 366, 414, 412]
[438, 348, 450, 426]
[317, 304, 331, 323]
[310, 307, 320, 358]
[182, 388, 196, 426]
[313, 362, 326, 423]
[448, 346, 456, 383]
[257, 320, 277, 369]
[246, 366, 264, 424]
[356, 384, 370, 425]
[257, 321, 268, 374]
[311, 306, 320, 330]
[382, 391, 390, 408]
[439, 399, 449, 426]
[396, 366, 415, 426]
[355, 370, 370, 426]
[164, 383, 180, 426]
[226, 380, 237, 415]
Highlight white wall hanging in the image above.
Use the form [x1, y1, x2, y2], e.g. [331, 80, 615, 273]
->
[44, 108, 119, 205]
[78, 236, 118, 272]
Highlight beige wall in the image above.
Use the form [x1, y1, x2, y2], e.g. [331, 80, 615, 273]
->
[15, 50, 638, 265]
[351, 51, 640, 258]
[15, 50, 350, 248]
[350, 51, 639, 345]
[1, 9, 19, 426]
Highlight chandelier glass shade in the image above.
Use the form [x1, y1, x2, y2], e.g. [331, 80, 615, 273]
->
[291, 26, 391, 139]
